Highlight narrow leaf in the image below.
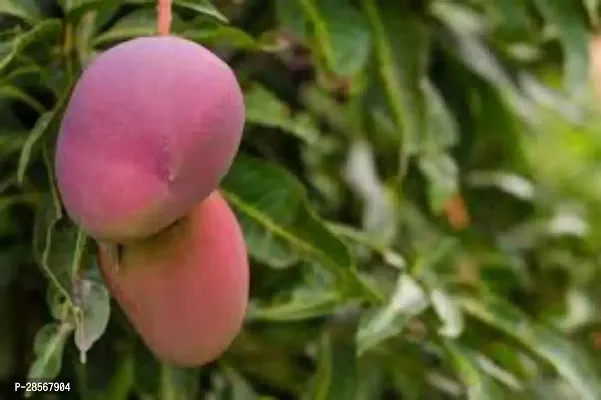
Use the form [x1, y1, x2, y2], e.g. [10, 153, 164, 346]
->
[0, 85, 45, 114]
[304, 331, 358, 400]
[461, 294, 601, 400]
[17, 88, 70, 185]
[0, 19, 62, 74]
[173, 0, 227, 23]
[442, 340, 504, 400]
[247, 290, 341, 322]
[360, 0, 430, 176]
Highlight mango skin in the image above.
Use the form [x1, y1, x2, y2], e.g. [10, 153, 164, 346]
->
[56, 36, 245, 243]
[97, 192, 249, 367]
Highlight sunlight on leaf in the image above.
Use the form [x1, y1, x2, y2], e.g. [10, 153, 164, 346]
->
[431, 289, 464, 338]
[73, 279, 111, 364]
[356, 273, 428, 355]
[342, 140, 397, 246]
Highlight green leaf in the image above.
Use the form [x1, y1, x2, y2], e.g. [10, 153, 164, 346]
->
[412, 236, 459, 278]
[298, 0, 371, 76]
[132, 343, 198, 398]
[275, 0, 309, 39]
[519, 74, 583, 123]
[439, 28, 538, 124]
[17, 112, 54, 184]
[73, 279, 111, 364]
[27, 322, 73, 382]
[386, 344, 441, 399]
[487, 0, 534, 36]
[342, 140, 398, 246]
[387, 79, 460, 210]
[532, 0, 589, 94]
[355, 356, 387, 399]
[475, 353, 523, 392]
[93, 10, 177, 45]
[46, 284, 70, 322]
[32, 147, 62, 260]
[327, 222, 406, 270]
[0, 19, 62, 75]
[32, 149, 80, 314]
[173, 0, 228, 23]
[59, 0, 117, 19]
[237, 219, 299, 269]
[247, 290, 342, 322]
[126, 0, 228, 23]
[0, 0, 41, 23]
[304, 330, 358, 400]
[468, 171, 536, 201]
[430, 289, 464, 339]
[360, 0, 430, 177]
[356, 273, 428, 355]
[460, 294, 601, 400]
[17, 88, 70, 185]
[421, 79, 459, 151]
[418, 151, 459, 213]
[159, 364, 200, 400]
[33, 194, 62, 269]
[583, 0, 600, 28]
[0, 130, 27, 159]
[184, 25, 266, 50]
[299, 84, 363, 139]
[102, 351, 135, 400]
[442, 340, 504, 400]
[43, 223, 85, 295]
[244, 85, 320, 145]
[133, 343, 162, 396]
[430, 1, 488, 36]
[220, 365, 259, 400]
[221, 155, 354, 279]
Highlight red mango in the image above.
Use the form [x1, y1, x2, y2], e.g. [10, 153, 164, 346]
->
[98, 192, 249, 367]
[56, 36, 245, 243]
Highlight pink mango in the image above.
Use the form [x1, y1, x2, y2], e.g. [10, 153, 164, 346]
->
[56, 36, 245, 243]
[98, 191, 249, 367]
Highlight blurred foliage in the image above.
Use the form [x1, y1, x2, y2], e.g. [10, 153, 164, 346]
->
[1, 0, 601, 399]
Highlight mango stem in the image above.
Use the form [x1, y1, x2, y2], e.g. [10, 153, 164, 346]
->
[157, 0, 172, 35]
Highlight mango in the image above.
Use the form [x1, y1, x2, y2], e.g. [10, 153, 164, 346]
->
[55, 36, 245, 243]
[97, 191, 248, 367]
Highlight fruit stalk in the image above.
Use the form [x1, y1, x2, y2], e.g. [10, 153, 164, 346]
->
[157, 0, 172, 35]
